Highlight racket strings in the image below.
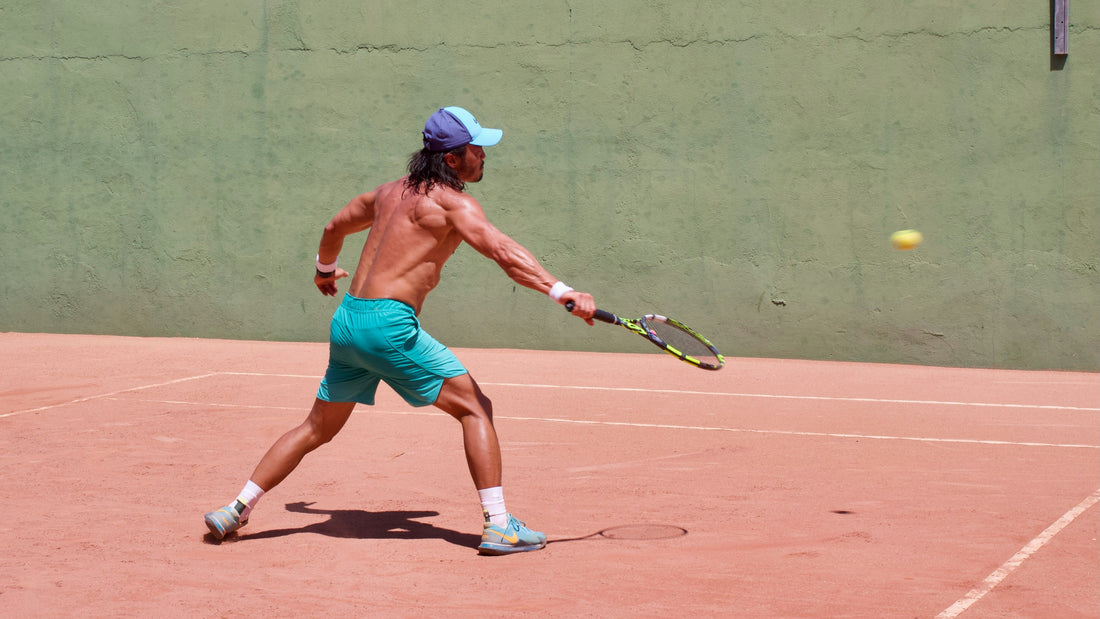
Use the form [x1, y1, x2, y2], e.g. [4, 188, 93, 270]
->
[643, 319, 721, 366]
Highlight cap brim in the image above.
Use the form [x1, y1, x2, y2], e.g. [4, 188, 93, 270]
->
[469, 127, 503, 147]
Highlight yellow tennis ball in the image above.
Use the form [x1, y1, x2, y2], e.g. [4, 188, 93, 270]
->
[891, 229, 922, 250]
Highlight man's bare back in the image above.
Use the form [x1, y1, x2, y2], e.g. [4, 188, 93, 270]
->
[340, 177, 469, 313]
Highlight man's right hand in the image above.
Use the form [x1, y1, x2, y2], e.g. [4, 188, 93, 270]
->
[315, 268, 349, 296]
[562, 291, 596, 325]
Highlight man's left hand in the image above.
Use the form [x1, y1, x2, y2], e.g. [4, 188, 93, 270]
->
[315, 268, 349, 296]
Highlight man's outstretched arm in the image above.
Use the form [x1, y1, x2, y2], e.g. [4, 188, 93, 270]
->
[444, 193, 596, 321]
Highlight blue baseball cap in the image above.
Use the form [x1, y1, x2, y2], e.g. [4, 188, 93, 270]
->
[422, 106, 503, 151]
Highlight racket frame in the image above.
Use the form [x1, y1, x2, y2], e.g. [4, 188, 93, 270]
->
[637, 313, 724, 370]
[569, 304, 724, 370]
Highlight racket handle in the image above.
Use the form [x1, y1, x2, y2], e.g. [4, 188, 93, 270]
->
[564, 301, 618, 325]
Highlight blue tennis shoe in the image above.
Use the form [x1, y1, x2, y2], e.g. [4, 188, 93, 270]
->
[204, 501, 248, 540]
[478, 513, 547, 555]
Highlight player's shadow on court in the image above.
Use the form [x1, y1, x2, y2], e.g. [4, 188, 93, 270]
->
[209, 501, 479, 549]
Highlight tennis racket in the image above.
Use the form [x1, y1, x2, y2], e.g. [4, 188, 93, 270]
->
[566, 302, 724, 370]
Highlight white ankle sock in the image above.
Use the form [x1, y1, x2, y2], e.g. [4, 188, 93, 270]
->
[478, 486, 508, 528]
[235, 480, 265, 520]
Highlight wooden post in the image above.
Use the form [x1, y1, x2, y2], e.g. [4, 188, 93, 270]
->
[1053, 0, 1068, 55]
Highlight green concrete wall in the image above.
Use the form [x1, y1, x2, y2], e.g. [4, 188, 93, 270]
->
[2, 1, 1097, 370]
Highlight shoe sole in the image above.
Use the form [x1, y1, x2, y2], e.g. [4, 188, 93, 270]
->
[477, 540, 547, 556]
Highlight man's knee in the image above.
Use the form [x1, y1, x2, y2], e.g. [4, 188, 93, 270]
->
[303, 400, 353, 446]
[436, 375, 493, 419]
[444, 397, 493, 420]
[296, 419, 334, 448]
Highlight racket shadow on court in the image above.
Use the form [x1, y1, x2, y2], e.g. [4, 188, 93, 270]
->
[548, 524, 689, 545]
[203, 501, 479, 549]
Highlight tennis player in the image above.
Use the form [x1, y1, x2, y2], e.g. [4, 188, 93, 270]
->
[205, 106, 596, 555]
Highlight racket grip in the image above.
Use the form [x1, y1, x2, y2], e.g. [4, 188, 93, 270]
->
[564, 301, 618, 324]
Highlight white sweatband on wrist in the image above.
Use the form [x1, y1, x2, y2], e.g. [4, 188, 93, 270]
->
[316, 254, 338, 273]
[548, 281, 573, 302]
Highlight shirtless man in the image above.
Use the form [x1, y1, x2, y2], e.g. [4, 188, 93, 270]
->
[204, 107, 596, 555]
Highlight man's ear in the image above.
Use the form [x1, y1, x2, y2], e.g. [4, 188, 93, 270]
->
[442, 145, 467, 171]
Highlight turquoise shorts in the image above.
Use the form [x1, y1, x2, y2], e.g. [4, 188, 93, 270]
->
[317, 295, 468, 407]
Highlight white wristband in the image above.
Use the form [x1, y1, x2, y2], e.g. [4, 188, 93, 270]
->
[316, 254, 338, 273]
[548, 281, 573, 302]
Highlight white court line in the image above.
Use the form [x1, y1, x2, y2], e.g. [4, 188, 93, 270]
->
[6, 373, 1096, 420]
[200, 376, 1100, 413]
[8, 372, 1097, 449]
[0, 374, 221, 419]
[497, 415, 1100, 450]
[94, 397, 1100, 450]
[100, 397, 306, 412]
[188, 373, 1100, 412]
[936, 487, 1100, 618]
[218, 371, 320, 379]
[482, 382, 1100, 412]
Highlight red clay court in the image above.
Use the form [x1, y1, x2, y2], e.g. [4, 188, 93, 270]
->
[1, 332, 1097, 617]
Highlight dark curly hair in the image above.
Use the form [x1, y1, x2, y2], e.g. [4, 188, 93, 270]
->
[404, 145, 468, 194]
